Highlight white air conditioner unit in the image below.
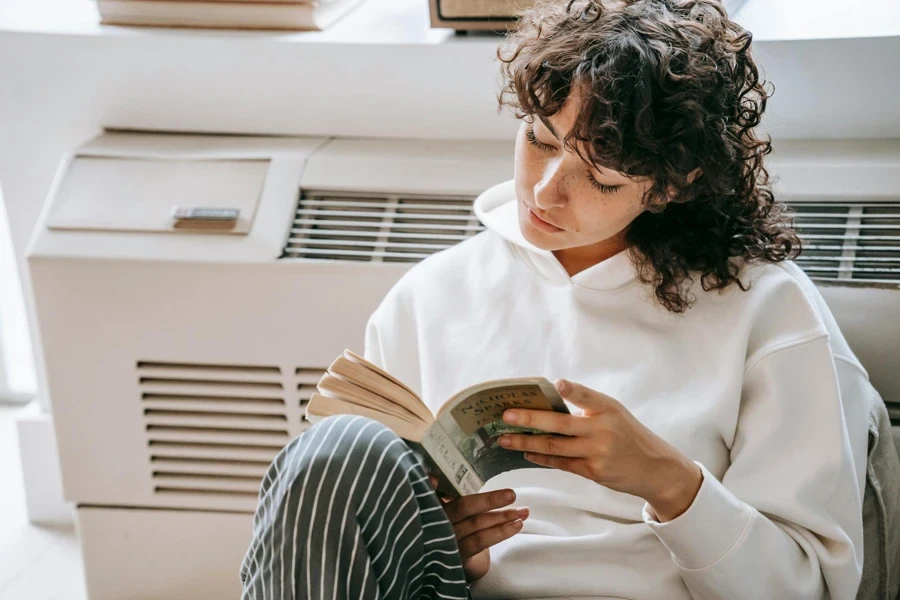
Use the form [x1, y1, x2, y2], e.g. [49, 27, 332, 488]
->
[26, 132, 900, 600]
[26, 131, 512, 599]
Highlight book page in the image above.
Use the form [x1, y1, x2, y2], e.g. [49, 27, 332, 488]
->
[306, 393, 427, 442]
[432, 378, 569, 485]
[343, 350, 421, 403]
[332, 352, 433, 425]
[317, 373, 429, 426]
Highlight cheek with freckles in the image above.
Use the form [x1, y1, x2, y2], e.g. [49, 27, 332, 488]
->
[566, 187, 647, 241]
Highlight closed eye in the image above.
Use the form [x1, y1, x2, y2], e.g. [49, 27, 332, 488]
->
[525, 126, 555, 152]
[587, 172, 622, 195]
[527, 125, 622, 195]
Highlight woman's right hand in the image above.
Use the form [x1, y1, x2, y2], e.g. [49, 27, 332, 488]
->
[430, 476, 529, 582]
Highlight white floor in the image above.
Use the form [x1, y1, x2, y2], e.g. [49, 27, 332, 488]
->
[0, 405, 87, 600]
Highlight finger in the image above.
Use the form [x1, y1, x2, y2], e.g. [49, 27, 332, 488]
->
[555, 379, 620, 413]
[524, 452, 583, 475]
[501, 408, 586, 435]
[443, 489, 516, 524]
[499, 433, 584, 457]
[428, 475, 455, 502]
[454, 506, 529, 540]
[457, 518, 525, 559]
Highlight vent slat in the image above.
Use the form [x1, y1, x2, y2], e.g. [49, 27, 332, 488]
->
[140, 381, 284, 399]
[154, 487, 259, 497]
[153, 474, 261, 494]
[151, 459, 269, 478]
[795, 256, 900, 264]
[292, 238, 454, 252]
[793, 212, 900, 219]
[137, 369, 282, 384]
[144, 412, 289, 431]
[793, 223, 900, 231]
[805, 245, 900, 252]
[291, 217, 483, 233]
[300, 199, 475, 212]
[795, 235, 900, 242]
[283, 248, 433, 260]
[791, 204, 900, 209]
[304, 190, 476, 201]
[289, 228, 473, 243]
[146, 426, 289, 446]
[298, 384, 318, 397]
[295, 209, 480, 223]
[142, 398, 287, 415]
[150, 456, 271, 477]
[149, 442, 280, 462]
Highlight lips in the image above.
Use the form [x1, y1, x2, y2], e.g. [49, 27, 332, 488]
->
[527, 206, 564, 231]
[532, 210, 559, 227]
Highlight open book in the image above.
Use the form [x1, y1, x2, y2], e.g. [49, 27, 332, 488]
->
[306, 350, 570, 497]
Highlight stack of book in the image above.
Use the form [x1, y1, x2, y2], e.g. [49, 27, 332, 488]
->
[429, 0, 748, 32]
[97, 0, 367, 30]
[429, 0, 534, 31]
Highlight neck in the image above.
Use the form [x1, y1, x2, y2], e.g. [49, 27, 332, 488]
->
[553, 231, 629, 277]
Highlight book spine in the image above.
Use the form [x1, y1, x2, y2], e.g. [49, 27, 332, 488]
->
[421, 422, 484, 496]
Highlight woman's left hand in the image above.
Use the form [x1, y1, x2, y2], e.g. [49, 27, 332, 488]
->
[498, 379, 703, 522]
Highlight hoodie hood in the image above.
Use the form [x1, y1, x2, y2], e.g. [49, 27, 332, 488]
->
[473, 179, 637, 291]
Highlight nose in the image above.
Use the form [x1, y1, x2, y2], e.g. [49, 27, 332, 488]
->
[533, 161, 571, 211]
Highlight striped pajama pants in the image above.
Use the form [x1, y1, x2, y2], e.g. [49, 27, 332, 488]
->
[240, 414, 473, 599]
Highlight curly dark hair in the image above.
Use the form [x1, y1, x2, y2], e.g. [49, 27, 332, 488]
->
[498, 0, 801, 313]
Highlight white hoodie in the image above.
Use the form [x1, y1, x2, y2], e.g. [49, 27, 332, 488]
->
[363, 180, 870, 600]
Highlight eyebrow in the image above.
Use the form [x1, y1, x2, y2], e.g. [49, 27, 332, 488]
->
[537, 116, 560, 140]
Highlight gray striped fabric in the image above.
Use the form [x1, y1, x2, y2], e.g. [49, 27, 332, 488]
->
[240, 414, 472, 600]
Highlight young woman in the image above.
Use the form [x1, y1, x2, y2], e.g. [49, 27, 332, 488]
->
[241, 1, 872, 598]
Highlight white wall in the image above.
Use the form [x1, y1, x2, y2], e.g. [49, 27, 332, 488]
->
[0, 184, 35, 402]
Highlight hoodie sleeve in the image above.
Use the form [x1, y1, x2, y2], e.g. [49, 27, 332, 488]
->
[641, 334, 865, 600]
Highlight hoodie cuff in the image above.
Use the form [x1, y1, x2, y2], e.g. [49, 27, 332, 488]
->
[641, 461, 753, 570]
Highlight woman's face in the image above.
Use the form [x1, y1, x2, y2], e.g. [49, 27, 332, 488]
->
[514, 94, 653, 254]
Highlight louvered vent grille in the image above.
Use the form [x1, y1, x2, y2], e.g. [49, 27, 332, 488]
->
[139, 361, 325, 500]
[297, 367, 320, 426]
[791, 202, 900, 283]
[282, 190, 485, 263]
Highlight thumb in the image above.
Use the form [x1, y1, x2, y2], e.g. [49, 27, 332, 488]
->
[555, 379, 618, 415]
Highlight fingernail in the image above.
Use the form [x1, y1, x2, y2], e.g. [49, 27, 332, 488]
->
[502, 489, 515, 503]
[516, 507, 530, 518]
[555, 379, 568, 394]
[504, 410, 518, 424]
[498, 436, 511, 448]
[512, 519, 524, 530]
